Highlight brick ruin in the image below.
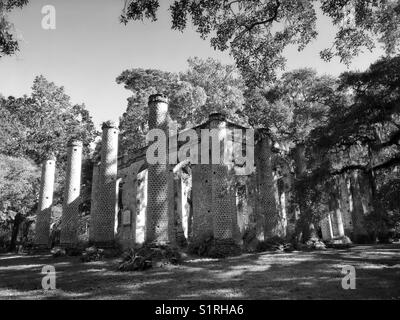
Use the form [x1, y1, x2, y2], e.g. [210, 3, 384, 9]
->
[34, 94, 371, 249]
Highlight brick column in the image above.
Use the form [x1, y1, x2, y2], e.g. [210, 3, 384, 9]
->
[321, 213, 334, 240]
[60, 140, 83, 247]
[255, 128, 280, 240]
[209, 113, 237, 242]
[337, 174, 353, 233]
[349, 170, 369, 242]
[192, 164, 213, 241]
[35, 156, 56, 247]
[146, 94, 174, 244]
[89, 161, 100, 243]
[91, 121, 119, 246]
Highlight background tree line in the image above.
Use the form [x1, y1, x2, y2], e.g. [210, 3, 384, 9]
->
[0, 76, 97, 251]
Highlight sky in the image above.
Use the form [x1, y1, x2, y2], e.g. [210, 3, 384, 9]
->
[0, 0, 385, 128]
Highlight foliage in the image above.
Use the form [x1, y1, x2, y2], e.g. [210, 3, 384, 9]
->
[245, 68, 338, 143]
[0, 0, 29, 57]
[117, 57, 244, 153]
[118, 245, 182, 271]
[295, 55, 400, 239]
[0, 76, 98, 204]
[1, 75, 97, 164]
[0, 76, 97, 249]
[121, 0, 400, 85]
[0, 154, 40, 221]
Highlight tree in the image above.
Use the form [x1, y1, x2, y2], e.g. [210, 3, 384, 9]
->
[245, 68, 338, 143]
[0, 154, 40, 250]
[117, 57, 244, 153]
[1, 75, 97, 165]
[0, 76, 98, 249]
[120, 0, 400, 85]
[0, 0, 29, 58]
[243, 68, 339, 240]
[304, 55, 400, 241]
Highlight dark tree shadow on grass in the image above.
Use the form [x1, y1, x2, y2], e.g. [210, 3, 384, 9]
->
[0, 244, 399, 299]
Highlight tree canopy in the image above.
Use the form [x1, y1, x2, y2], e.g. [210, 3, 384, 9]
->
[0, 75, 98, 248]
[121, 0, 400, 85]
[117, 57, 245, 153]
[0, 0, 29, 58]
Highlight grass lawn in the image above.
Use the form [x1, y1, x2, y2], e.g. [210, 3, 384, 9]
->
[0, 244, 399, 300]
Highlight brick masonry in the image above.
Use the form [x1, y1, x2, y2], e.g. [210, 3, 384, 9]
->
[60, 140, 83, 247]
[146, 94, 174, 244]
[35, 157, 56, 247]
[90, 121, 119, 246]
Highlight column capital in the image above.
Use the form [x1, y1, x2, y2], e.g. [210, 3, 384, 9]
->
[102, 120, 119, 130]
[67, 139, 83, 147]
[149, 94, 168, 104]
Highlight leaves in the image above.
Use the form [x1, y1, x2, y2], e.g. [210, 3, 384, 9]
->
[117, 57, 245, 153]
[121, 0, 400, 86]
[0, 154, 40, 222]
[0, 0, 29, 58]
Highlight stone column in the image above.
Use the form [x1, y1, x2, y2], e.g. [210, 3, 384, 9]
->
[209, 113, 237, 242]
[35, 156, 56, 247]
[334, 208, 345, 237]
[118, 160, 145, 248]
[136, 169, 148, 244]
[89, 162, 100, 243]
[349, 170, 369, 242]
[146, 94, 174, 244]
[180, 174, 191, 240]
[91, 121, 119, 246]
[337, 174, 353, 232]
[255, 128, 280, 240]
[321, 213, 334, 240]
[60, 140, 82, 247]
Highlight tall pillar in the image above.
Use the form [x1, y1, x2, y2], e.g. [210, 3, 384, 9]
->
[60, 140, 82, 247]
[192, 164, 213, 240]
[349, 170, 369, 242]
[255, 128, 280, 239]
[334, 208, 345, 237]
[89, 161, 100, 243]
[136, 169, 148, 244]
[209, 113, 237, 242]
[118, 160, 145, 248]
[91, 121, 119, 246]
[337, 174, 353, 232]
[35, 156, 56, 247]
[146, 94, 174, 244]
[321, 213, 334, 240]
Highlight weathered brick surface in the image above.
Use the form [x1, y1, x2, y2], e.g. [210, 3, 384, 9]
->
[192, 164, 213, 240]
[136, 169, 148, 243]
[60, 141, 82, 247]
[117, 160, 144, 248]
[35, 157, 56, 247]
[255, 129, 281, 239]
[90, 121, 119, 246]
[337, 175, 353, 233]
[321, 213, 334, 240]
[146, 94, 174, 244]
[89, 162, 100, 243]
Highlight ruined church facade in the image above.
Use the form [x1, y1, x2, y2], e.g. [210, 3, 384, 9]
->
[34, 94, 369, 249]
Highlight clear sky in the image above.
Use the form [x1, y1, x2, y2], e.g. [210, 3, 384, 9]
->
[0, 0, 385, 128]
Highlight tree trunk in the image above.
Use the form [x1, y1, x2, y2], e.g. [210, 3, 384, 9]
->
[9, 213, 23, 252]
